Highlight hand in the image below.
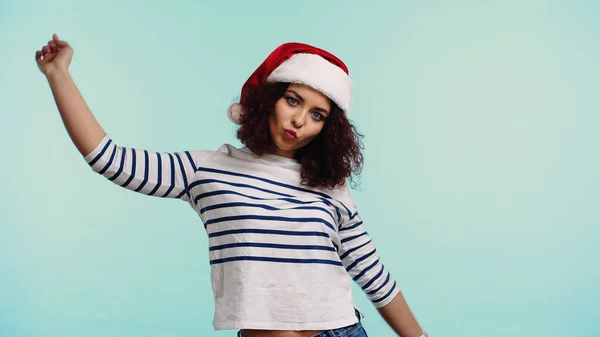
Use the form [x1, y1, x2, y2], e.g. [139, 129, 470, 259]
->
[35, 34, 73, 76]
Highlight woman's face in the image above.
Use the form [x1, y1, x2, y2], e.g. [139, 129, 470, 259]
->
[268, 83, 331, 158]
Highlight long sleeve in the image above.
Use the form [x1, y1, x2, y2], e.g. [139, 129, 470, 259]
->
[83, 135, 211, 202]
[336, 187, 401, 308]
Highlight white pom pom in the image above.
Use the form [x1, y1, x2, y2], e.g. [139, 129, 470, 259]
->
[227, 103, 245, 125]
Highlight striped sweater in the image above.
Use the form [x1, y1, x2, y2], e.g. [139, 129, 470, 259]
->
[84, 135, 400, 331]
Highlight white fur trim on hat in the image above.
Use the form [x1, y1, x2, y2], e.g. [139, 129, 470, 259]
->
[266, 53, 353, 112]
[227, 103, 245, 124]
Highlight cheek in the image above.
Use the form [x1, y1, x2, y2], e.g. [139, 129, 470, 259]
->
[272, 100, 289, 122]
[304, 123, 325, 141]
[269, 102, 283, 129]
[268, 114, 278, 137]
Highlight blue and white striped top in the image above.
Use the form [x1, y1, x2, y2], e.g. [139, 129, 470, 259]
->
[84, 135, 400, 331]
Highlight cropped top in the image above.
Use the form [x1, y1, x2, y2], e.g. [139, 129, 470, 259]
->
[84, 135, 400, 330]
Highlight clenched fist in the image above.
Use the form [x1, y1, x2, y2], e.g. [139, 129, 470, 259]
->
[35, 34, 73, 76]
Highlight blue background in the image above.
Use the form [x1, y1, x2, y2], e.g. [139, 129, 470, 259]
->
[1, 1, 599, 336]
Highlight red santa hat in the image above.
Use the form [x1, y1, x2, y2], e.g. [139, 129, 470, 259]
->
[227, 42, 353, 124]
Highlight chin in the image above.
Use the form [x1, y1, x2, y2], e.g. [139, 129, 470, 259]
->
[273, 138, 304, 155]
[274, 141, 299, 152]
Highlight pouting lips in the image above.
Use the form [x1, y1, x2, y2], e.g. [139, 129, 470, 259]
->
[284, 129, 297, 140]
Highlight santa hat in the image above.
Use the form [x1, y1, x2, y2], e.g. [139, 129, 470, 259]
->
[228, 42, 353, 124]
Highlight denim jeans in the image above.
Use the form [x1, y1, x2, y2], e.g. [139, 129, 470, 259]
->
[237, 308, 368, 337]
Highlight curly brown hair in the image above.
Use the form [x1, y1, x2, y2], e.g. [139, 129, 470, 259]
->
[236, 82, 364, 190]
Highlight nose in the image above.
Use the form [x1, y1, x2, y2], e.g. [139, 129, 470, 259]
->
[291, 109, 307, 128]
[291, 118, 302, 129]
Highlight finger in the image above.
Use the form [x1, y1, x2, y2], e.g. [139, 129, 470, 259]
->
[44, 53, 57, 62]
[55, 39, 68, 48]
[42, 45, 50, 54]
[53, 34, 68, 47]
[37, 50, 49, 61]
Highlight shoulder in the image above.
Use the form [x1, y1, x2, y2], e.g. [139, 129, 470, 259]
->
[319, 182, 357, 208]
[214, 143, 241, 156]
[205, 143, 251, 162]
[195, 143, 267, 169]
[189, 143, 244, 157]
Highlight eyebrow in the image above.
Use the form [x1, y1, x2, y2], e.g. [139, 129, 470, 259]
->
[286, 90, 330, 115]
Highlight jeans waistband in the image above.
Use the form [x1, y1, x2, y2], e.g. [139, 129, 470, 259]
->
[237, 307, 363, 337]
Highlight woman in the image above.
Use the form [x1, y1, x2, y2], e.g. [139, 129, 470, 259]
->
[35, 34, 427, 337]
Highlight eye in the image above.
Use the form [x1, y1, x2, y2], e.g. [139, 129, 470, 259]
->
[311, 111, 324, 121]
[286, 97, 299, 106]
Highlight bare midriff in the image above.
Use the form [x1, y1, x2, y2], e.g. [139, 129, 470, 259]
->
[239, 329, 325, 337]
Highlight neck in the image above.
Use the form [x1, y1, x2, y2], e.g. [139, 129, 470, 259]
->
[269, 145, 296, 159]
